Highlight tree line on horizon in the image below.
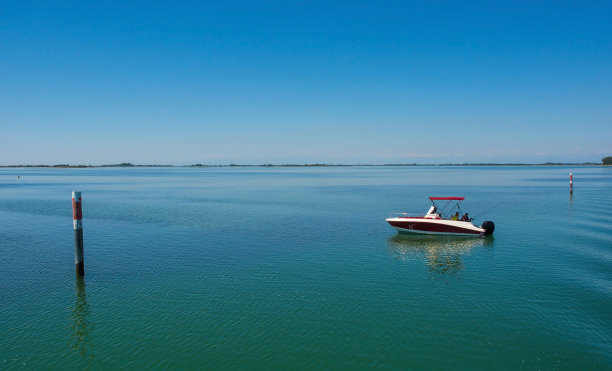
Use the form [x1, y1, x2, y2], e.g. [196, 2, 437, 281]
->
[2, 158, 611, 167]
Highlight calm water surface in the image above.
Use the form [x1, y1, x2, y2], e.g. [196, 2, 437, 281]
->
[1, 166, 610, 369]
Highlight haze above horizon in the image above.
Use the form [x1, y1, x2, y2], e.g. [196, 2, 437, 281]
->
[1, 1, 610, 165]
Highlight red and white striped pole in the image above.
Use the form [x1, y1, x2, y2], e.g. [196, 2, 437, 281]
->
[72, 191, 84, 276]
[570, 173, 573, 194]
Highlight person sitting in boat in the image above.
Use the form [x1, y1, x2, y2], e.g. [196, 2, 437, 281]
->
[451, 212, 459, 220]
[461, 213, 469, 221]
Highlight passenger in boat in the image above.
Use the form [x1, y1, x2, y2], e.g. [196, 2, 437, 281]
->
[451, 212, 459, 220]
[461, 213, 469, 221]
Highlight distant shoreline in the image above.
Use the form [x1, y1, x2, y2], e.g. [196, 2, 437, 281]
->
[0, 162, 605, 168]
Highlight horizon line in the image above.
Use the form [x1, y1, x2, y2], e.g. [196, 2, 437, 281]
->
[0, 161, 606, 168]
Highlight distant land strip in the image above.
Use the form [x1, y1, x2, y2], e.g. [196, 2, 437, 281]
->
[1, 161, 608, 168]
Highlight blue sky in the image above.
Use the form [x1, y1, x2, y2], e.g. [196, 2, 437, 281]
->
[1, 0, 610, 164]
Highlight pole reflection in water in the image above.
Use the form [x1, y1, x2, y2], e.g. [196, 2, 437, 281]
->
[71, 277, 94, 365]
[388, 234, 494, 276]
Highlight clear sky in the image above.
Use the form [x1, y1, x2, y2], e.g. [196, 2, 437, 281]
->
[1, 0, 610, 165]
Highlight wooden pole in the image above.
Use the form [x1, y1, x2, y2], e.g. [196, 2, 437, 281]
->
[72, 191, 84, 276]
[570, 173, 573, 194]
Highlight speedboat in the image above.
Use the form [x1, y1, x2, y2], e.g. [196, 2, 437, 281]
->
[386, 197, 495, 236]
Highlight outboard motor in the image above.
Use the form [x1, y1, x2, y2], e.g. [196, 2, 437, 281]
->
[481, 221, 495, 235]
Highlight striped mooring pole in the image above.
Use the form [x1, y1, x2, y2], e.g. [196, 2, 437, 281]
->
[72, 191, 84, 276]
[570, 173, 573, 194]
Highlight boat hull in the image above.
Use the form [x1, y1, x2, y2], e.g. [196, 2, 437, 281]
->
[386, 217, 485, 236]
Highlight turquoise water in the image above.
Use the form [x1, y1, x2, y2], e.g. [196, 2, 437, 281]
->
[1, 166, 610, 369]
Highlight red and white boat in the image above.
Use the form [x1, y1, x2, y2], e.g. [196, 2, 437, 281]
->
[386, 197, 495, 236]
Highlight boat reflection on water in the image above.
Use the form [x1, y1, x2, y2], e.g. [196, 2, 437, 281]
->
[388, 234, 494, 276]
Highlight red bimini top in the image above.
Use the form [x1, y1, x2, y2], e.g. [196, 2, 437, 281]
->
[429, 197, 464, 201]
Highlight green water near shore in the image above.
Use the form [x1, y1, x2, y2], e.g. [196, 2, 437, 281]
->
[1, 166, 610, 369]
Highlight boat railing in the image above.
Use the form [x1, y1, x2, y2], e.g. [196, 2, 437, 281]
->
[389, 212, 421, 218]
